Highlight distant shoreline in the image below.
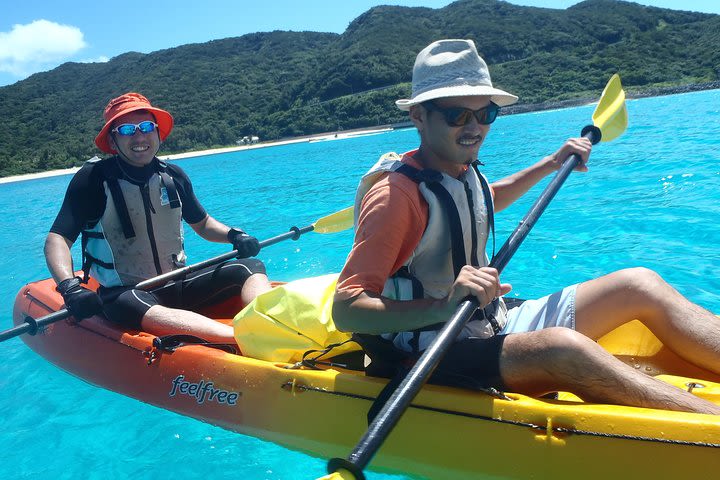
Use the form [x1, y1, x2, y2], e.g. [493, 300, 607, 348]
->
[501, 80, 720, 115]
[2, 81, 718, 186]
[0, 126, 396, 185]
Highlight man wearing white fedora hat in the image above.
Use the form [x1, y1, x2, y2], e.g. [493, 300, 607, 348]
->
[333, 39, 720, 414]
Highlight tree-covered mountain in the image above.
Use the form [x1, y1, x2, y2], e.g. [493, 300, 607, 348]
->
[1, 0, 718, 176]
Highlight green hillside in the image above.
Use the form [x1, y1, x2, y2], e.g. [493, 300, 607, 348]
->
[0, 0, 718, 176]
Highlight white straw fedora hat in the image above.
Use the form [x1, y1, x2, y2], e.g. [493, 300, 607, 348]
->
[396, 39, 518, 111]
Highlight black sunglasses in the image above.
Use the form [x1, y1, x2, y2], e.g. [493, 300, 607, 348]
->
[423, 101, 500, 127]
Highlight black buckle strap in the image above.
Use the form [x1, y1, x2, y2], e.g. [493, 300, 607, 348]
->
[472, 161, 496, 261]
[152, 334, 238, 354]
[106, 176, 136, 239]
[80, 232, 91, 283]
[80, 232, 114, 283]
[425, 181, 467, 278]
[473, 298, 502, 334]
[393, 266, 424, 299]
[82, 251, 114, 270]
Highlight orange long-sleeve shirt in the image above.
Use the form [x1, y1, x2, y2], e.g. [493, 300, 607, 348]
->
[335, 152, 429, 300]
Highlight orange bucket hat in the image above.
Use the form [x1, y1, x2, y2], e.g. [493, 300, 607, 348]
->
[95, 92, 174, 154]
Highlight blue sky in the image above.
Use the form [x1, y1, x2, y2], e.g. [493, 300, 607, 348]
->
[1, 0, 718, 87]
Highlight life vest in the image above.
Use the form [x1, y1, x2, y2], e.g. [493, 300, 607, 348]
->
[354, 152, 508, 353]
[233, 273, 361, 364]
[81, 157, 186, 287]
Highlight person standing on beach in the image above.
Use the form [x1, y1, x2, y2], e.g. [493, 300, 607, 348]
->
[332, 39, 720, 414]
[44, 92, 272, 342]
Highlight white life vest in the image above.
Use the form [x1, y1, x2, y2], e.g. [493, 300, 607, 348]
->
[81, 157, 186, 288]
[355, 152, 508, 352]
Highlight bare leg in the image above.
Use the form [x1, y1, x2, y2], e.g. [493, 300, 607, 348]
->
[500, 327, 720, 415]
[240, 273, 272, 306]
[573, 267, 720, 374]
[140, 305, 235, 343]
[139, 273, 271, 343]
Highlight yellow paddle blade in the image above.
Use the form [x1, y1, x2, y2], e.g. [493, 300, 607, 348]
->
[592, 73, 628, 143]
[316, 470, 357, 480]
[313, 206, 354, 233]
[317, 468, 357, 480]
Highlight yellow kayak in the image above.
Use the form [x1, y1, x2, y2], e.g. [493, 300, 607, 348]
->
[13, 277, 720, 479]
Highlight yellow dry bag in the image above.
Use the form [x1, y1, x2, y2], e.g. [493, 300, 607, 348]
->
[233, 273, 360, 363]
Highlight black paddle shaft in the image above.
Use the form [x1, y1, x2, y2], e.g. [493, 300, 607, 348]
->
[1, 224, 315, 343]
[491, 124, 601, 272]
[136, 225, 313, 290]
[329, 125, 602, 478]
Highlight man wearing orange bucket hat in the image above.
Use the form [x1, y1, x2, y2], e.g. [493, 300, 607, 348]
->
[44, 92, 271, 342]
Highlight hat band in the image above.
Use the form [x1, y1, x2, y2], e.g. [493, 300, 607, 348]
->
[412, 69, 492, 98]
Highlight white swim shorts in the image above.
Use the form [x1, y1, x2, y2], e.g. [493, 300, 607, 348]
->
[501, 284, 578, 335]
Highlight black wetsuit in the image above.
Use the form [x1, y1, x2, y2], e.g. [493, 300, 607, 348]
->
[50, 157, 265, 328]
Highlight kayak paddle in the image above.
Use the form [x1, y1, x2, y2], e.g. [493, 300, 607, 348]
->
[1, 206, 355, 342]
[321, 74, 628, 480]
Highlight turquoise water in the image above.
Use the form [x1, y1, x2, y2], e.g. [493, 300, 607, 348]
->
[1, 89, 719, 479]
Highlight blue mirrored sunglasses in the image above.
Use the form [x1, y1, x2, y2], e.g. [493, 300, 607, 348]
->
[112, 121, 158, 136]
[423, 101, 500, 126]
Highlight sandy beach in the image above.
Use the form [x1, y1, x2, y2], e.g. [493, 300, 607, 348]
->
[0, 126, 395, 185]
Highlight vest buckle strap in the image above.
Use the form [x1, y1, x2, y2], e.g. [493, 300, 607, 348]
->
[152, 334, 238, 355]
[474, 298, 502, 334]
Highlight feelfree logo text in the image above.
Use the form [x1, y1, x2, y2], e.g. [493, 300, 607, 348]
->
[169, 375, 240, 406]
